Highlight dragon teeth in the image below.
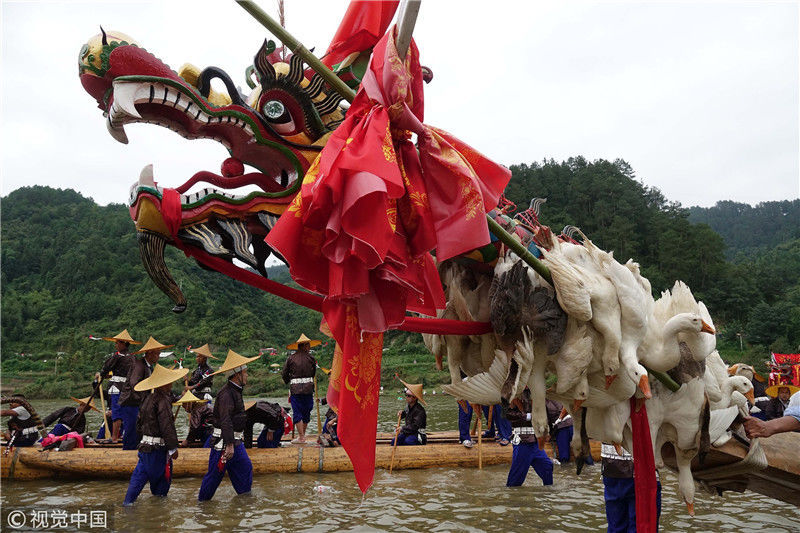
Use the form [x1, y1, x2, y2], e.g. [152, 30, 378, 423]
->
[111, 81, 142, 119]
[106, 115, 128, 144]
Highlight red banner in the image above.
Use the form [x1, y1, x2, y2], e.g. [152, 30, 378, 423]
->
[630, 398, 658, 533]
[266, 27, 510, 493]
[323, 0, 400, 68]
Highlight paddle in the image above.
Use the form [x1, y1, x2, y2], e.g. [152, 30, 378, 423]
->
[389, 412, 403, 474]
[314, 372, 322, 441]
[476, 407, 483, 469]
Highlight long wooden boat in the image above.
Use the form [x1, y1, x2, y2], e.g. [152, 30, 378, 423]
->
[0, 432, 602, 481]
[660, 431, 800, 507]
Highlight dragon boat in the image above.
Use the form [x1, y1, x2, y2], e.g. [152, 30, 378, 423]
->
[0, 433, 601, 481]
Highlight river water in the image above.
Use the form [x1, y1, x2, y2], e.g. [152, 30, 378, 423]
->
[2, 395, 798, 532]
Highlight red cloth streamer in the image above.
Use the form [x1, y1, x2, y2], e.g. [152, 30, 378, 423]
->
[323, 0, 399, 68]
[630, 398, 658, 533]
[178, 244, 492, 336]
[165, 457, 172, 482]
[160, 188, 182, 240]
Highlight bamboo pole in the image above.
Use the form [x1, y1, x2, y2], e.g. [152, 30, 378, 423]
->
[389, 412, 403, 473]
[314, 373, 322, 440]
[486, 405, 494, 437]
[476, 412, 483, 469]
[235, 0, 356, 103]
[395, 0, 421, 61]
[98, 383, 110, 442]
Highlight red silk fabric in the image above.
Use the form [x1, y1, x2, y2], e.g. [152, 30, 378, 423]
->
[265, 27, 509, 493]
[630, 398, 658, 533]
[323, 0, 400, 68]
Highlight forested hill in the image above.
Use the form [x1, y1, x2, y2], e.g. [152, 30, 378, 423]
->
[687, 200, 800, 260]
[2, 160, 799, 382]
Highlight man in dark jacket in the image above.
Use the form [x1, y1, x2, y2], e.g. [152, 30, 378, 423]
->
[546, 398, 573, 463]
[119, 337, 173, 450]
[173, 391, 214, 447]
[123, 364, 187, 506]
[185, 344, 217, 401]
[244, 401, 289, 448]
[42, 397, 98, 436]
[393, 381, 427, 446]
[764, 385, 798, 420]
[505, 388, 553, 487]
[282, 334, 320, 444]
[95, 329, 140, 443]
[198, 350, 259, 501]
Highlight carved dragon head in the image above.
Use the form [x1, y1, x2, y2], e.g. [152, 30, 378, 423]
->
[79, 29, 346, 311]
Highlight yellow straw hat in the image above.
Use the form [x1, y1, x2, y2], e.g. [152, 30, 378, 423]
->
[173, 390, 204, 405]
[134, 364, 189, 391]
[71, 396, 101, 413]
[132, 336, 175, 355]
[212, 350, 260, 376]
[286, 334, 321, 350]
[102, 329, 141, 345]
[765, 384, 800, 398]
[399, 377, 426, 405]
[189, 343, 218, 360]
[244, 400, 258, 411]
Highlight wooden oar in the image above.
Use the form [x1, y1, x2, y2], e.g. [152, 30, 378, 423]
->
[388, 412, 403, 473]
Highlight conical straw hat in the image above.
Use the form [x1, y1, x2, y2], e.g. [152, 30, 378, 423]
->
[765, 384, 800, 398]
[287, 333, 321, 350]
[173, 390, 204, 405]
[134, 364, 189, 391]
[102, 329, 141, 345]
[212, 350, 260, 376]
[399, 377, 426, 405]
[132, 336, 175, 355]
[189, 343, 218, 360]
[244, 400, 258, 411]
[71, 396, 101, 413]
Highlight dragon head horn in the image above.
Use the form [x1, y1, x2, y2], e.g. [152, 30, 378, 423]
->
[100, 26, 108, 46]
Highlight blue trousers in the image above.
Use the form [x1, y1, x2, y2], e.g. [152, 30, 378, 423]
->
[391, 434, 421, 446]
[124, 450, 171, 505]
[458, 403, 473, 442]
[257, 426, 284, 448]
[198, 443, 253, 501]
[119, 405, 140, 450]
[603, 477, 662, 533]
[97, 424, 106, 440]
[506, 441, 554, 486]
[554, 426, 573, 462]
[289, 394, 313, 424]
[109, 393, 122, 421]
[50, 423, 71, 437]
[14, 432, 39, 447]
[482, 405, 512, 440]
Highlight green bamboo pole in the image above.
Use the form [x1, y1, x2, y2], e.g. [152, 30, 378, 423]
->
[486, 216, 552, 285]
[235, 0, 356, 103]
[644, 366, 680, 392]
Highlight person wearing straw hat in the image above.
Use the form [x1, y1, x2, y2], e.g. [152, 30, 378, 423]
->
[95, 329, 141, 443]
[764, 384, 800, 420]
[392, 379, 427, 446]
[1, 394, 41, 447]
[41, 396, 99, 437]
[243, 400, 291, 449]
[119, 337, 174, 450]
[123, 364, 187, 506]
[198, 349, 259, 501]
[186, 344, 218, 401]
[282, 333, 320, 444]
[505, 387, 553, 487]
[174, 391, 214, 447]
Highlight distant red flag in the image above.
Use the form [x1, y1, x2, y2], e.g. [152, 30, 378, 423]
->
[323, 0, 399, 68]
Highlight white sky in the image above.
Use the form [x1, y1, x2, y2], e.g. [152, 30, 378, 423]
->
[1, 0, 798, 208]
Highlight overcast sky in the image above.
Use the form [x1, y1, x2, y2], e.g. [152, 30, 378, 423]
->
[2, 1, 798, 209]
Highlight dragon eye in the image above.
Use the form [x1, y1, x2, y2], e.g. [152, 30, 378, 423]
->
[263, 100, 286, 120]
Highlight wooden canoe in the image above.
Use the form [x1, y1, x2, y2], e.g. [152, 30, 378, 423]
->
[0, 433, 602, 481]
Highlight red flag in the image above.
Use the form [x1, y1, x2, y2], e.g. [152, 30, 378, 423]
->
[630, 398, 658, 533]
[323, 0, 400, 68]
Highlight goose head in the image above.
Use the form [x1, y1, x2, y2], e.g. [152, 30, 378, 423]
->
[729, 375, 755, 404]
